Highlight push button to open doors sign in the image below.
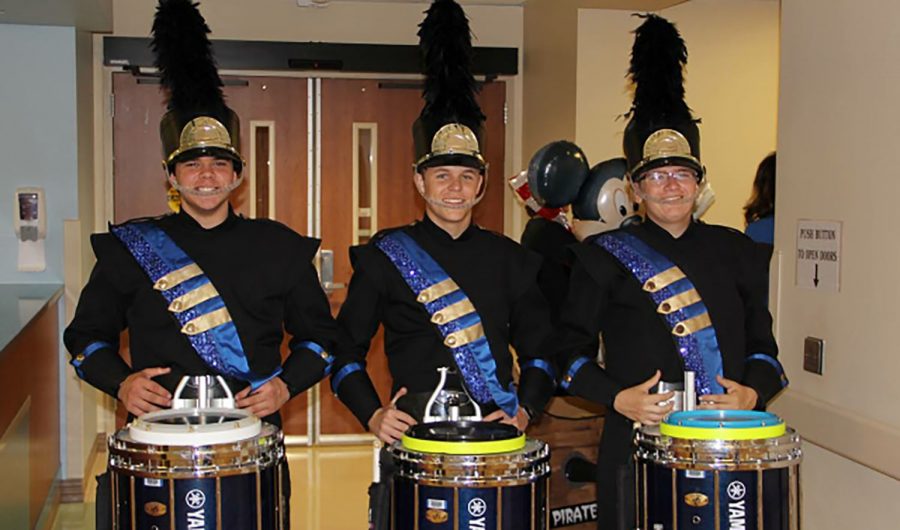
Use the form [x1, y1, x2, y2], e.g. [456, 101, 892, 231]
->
[796, 219, 841, 292]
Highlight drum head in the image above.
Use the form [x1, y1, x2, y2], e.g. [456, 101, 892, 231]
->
[402, 421, 526, 455]
[128, 407, 262, 446]
[660, 410, 786, 441]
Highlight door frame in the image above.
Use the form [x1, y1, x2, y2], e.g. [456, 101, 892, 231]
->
[90, 36, 526, 444]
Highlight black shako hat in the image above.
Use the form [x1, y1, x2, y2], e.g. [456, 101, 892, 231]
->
[622, 14, 703, 181]
[152, 0, 243, 174]
[412, 0, 487, 174]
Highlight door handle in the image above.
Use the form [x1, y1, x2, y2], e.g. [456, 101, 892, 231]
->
[319, 249, 346, 293]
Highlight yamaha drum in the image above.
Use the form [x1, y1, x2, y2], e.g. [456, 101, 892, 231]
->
[635, 410, 801, 530]
[108, 407, 287, 530]
[388, 421, 551, 530]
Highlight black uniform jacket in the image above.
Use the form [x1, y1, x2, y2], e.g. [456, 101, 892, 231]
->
[554, 218, 786, 466]
[332, 215, 557, 427]
[64, 209, 340, 426]
[520, 217, 578, 323]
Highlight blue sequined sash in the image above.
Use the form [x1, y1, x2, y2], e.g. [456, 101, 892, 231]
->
[595, 231, 724, 395]
[111, 221, 281, 390]
[375, 230, 519, 417]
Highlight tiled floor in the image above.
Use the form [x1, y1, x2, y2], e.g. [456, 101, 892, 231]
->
[52, 444, 376, 530]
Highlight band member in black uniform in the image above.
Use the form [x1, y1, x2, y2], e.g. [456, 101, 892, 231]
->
[549, 15, 788, 529]
[64, 2, 338, 527]
[330, 0, 556, 442]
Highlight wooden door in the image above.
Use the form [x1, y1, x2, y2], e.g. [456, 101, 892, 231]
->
[111, 74, 311, 436]
[317, 78, 507, 437]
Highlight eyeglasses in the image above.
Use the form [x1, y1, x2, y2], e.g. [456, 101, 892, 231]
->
[637, 169, 699, 186]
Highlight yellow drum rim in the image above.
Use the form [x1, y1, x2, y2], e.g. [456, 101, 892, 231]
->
[401, 433, 526, 455]
[659, 422, 786, 440]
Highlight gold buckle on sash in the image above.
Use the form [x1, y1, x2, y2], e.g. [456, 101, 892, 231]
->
[431, 298, 476, 324]
[168, 282, 218, 313]
[417, 278, 459, 303]
[671, 313, 712, 337]
[657, 288, 701, 315]
[181, 307, 232, 335]
[154, 263, 203, 291]
[443, 323, 485, 348]
[643, 267, 686, 293]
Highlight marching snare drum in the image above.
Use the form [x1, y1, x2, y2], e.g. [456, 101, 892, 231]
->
[635, 410, 802, 530]
[388, 421, 551, 530]
[108, 407, 287, 530]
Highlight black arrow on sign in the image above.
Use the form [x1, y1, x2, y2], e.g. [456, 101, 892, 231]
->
[814, 263, 819, 287]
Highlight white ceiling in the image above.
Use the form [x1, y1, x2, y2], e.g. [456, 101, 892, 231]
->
[0, 0, 112, 31]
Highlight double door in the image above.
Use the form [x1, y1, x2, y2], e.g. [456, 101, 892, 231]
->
[111, 73, 507, 441]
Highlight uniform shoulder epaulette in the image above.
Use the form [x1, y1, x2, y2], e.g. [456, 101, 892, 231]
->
[108, 213, 171, 230]
[369, 225, 407, 243]
[705, 223, 751, 241]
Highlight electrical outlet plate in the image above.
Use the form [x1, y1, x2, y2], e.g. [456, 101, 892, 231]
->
[803, 337, 824, 375]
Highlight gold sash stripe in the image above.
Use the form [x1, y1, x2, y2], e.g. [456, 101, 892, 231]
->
[168, 282, 219, 313]
[657, 288, 702, 315]
[181, 307, 232, 335]
[443, 323, 485, 348]
[431, 298, 477, 324]
[671, 313, 712, 337]
[417, 278, 459, 303]
[153, 263, 203, 291]
[643, 266, 686, 293]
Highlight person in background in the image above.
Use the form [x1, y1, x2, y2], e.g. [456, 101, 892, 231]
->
[744, 152, 777, 248]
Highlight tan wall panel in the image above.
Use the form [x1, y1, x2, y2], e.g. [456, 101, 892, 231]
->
[774, 0, 900, 526]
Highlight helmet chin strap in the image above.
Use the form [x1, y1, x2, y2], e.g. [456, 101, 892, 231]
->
[170, 175, 244, 197]
[633, 183, 700, 206]
[415, 171, 489, 210]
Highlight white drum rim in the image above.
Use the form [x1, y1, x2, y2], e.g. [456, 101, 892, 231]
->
[128, 407, 261, 446]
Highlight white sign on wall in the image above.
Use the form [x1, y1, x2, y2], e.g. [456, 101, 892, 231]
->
[795, 219, 842, 291]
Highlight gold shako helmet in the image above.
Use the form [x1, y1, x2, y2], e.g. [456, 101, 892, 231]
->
[622, 14, 703, 181]
[412, 0, 487, 174]
[152, 0, 244, 174]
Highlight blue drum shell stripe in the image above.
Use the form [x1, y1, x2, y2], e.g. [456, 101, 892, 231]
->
[111, 222, 279, 390]
[595, 232, 724, 395]
[375, 231, 519, 417]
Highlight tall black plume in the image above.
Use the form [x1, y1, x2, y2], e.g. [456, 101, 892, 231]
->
[417, 0, 485, 132]
[626, 13, 694, 127]
[151, 0, 226, 120]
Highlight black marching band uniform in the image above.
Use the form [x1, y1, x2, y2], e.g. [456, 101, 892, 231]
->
[64, 1, 338, 527]
[550, 15, 788, 529]
[329, 1, 556, 525]
[333, 214, 555, 424]
[65, 208, 338, 425]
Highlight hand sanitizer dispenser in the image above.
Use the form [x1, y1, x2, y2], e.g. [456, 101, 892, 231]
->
[14, 187, 46, 272]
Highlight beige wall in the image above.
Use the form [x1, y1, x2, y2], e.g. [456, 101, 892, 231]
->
[575, 0, 779, 230]
[772, 0, 900, 526]
[112, 0, 521, 47]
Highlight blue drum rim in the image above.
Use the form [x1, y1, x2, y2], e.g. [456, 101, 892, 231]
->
[665, 410, 783, 429]
[660, 410, 786, 440]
